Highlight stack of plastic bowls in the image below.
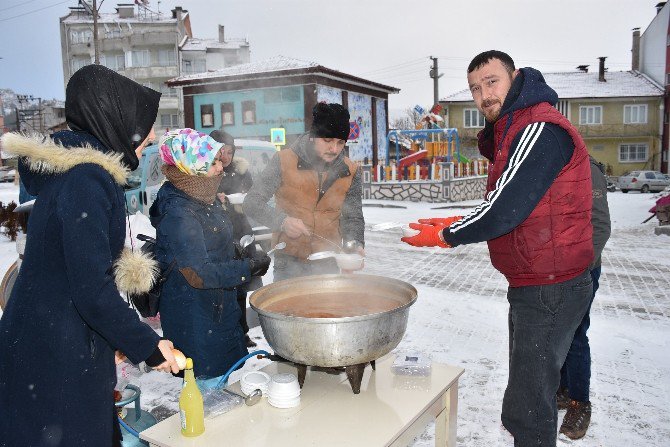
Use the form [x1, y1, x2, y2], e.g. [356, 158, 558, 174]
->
[267, 373, 301, 408]
[240, 371, 271, 397]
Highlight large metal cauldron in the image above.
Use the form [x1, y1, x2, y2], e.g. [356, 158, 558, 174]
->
[249, 274, 417, 368]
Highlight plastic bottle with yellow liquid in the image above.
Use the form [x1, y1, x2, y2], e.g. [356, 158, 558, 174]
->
[179, 358, 205, 437]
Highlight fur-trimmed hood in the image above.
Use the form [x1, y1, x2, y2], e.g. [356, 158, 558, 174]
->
[0, 132, 129, 186]
[1, 132, 158, 294]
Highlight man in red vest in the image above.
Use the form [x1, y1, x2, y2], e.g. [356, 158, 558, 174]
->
[402, 50, 594, 446]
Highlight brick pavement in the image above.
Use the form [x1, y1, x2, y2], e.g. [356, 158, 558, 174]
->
[361, 224, 670, 446]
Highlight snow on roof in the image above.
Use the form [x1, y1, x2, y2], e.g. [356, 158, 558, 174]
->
[443, 70, 664, 102]
[171, 55, 319, 82]
[181, 37, 249, 51]
[61, 10, 176, 24]
[167, 55, 400, 93]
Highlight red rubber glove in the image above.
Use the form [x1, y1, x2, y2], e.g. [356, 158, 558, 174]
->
[417, 216, 464, 227]
[401, 222, 451, 248]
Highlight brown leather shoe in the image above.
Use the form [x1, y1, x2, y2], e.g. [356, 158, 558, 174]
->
[560, 399, 592, 440]
[556, 387, 570, 411]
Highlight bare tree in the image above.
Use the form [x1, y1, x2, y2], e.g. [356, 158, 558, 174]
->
[390, 107, 424, 130]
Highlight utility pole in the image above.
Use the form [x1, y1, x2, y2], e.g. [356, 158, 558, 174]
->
[429, 56, 443, 107]
[93, 0, 100, 64]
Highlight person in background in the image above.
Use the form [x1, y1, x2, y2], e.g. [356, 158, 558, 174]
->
[0, 64, 179, 447]
[243, 103, 365, 281]
[210, 129, 260, 348]
[150, 129, 270, 382]
[557, 156, 611, 440]
[402, 50, 594, 446]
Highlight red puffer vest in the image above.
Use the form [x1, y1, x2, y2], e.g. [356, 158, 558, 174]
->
[487, 102, 593, 287]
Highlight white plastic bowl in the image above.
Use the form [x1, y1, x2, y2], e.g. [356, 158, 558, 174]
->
[268, 373, 300, 400]
[227, 193, 246, 205]
[241, 371, 270, 396]
[334, 253, 365, 270]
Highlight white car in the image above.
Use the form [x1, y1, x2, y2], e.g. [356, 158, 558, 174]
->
[618, 170, 669, 193]
[0, 167, 16, 183]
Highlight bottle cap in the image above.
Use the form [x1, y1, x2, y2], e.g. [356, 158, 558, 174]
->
[185, 358, 193, 369]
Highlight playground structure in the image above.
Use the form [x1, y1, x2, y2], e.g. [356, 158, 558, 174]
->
[380, 128, 486, 182]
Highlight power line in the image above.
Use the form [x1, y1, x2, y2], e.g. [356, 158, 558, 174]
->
[0, 0, 42, 13]
[0, 0, 70, 23]
[358, 57, 428, 76]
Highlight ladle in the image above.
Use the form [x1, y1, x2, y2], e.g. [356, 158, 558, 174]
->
[307, 250, 337, 261]
[267, 242, 286, 255]
[222, 388, 262, 406]
[239, 234, 255, 249]
[310, 232, 342, 252]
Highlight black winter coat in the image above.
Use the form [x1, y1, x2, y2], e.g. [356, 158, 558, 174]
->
[0, 132, 161, 447]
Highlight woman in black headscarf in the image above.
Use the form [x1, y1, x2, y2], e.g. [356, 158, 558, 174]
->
[0, 64, 179, 447]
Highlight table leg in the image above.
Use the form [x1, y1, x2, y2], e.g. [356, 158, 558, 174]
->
[434, 378, 459, 447]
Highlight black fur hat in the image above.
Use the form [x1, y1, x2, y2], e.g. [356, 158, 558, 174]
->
[310, 103, 350, 141]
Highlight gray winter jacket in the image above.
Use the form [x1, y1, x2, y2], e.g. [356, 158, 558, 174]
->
[590, 156, 611, 269]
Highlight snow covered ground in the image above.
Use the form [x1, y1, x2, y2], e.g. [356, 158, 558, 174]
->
[1, 182, 668, 446]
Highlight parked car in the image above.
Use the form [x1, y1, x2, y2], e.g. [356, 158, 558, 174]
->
[617, 170, 670, 193]
[0, 167, 16, 183]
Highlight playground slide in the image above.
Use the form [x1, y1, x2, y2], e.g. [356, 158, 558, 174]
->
[398, 150, 428, 169]
[456, 154, 470, 163]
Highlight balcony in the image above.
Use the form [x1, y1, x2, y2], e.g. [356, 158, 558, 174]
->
[121, 66, 179, 79]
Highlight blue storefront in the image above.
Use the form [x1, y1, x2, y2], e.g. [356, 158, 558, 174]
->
[169, 56, 398, 164]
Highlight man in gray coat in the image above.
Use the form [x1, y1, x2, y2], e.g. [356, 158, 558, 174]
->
[557, 156, 612, 440]
[243, 103, 365, 281]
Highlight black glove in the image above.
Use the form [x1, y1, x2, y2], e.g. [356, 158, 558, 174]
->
[248, 254, 271, 277]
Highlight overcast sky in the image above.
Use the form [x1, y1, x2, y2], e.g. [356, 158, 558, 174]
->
[0, 0, 662, 113]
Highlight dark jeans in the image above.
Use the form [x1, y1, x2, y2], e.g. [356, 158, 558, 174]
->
[559, 266, 601, 402]
[502, 270, 592, 447]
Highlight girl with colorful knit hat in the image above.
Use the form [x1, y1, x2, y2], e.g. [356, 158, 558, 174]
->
[150, 128, 271, 380]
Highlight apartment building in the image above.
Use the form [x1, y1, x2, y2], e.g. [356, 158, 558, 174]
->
[60, 3, 250, 133]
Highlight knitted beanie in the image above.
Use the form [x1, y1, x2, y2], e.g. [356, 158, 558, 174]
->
[310, 103, 350, 141]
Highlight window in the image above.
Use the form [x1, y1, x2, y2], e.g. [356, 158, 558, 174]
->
[131, 50, 151, 67]
[624, 105, 647, 124]
[242, 100, 256, 124]
[158, 49, 176, 67]
[263, 87, 301, 103]
[579, 106, 602, 125]
[555, 100, 570, 118]
[221, 103, 234, 125]
[105, 28, 122, 39]
[159, 84, 177, 98]
[101, 53, 125, 71]
[70, 30, 92, 44]
[71, 57, 90, 73]
[619, 143, 648, 162]
[464, 109, 485, 128]
[200, 104, 214, 127]
[182, 59, 206, 74]
[160, 114, 179, 128]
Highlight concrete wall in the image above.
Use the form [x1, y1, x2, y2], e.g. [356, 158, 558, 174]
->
[640, 4, 669, 86]
[362, 163, 486, 203]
